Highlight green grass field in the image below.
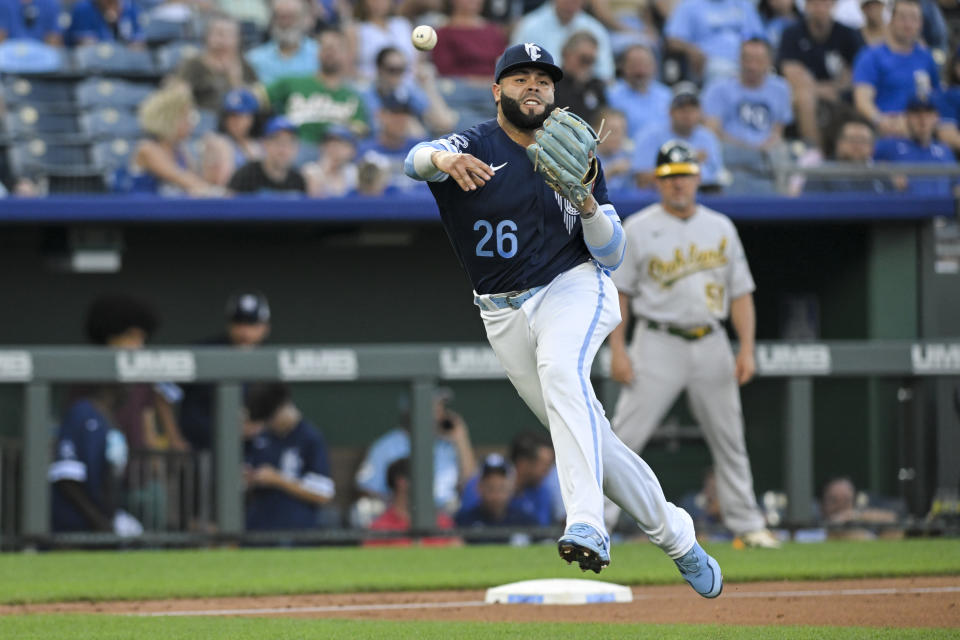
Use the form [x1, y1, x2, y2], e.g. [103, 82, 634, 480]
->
[1, 539, 958, 639]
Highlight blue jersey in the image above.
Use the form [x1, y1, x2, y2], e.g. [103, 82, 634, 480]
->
[418, 119, 610, 294]
[874, 136, 956, 196]
[245, 418, 334, 530]
[0, 0, 61, 42]
[49, 399, 114, 532]
[65, 0, 142, 46]
[454, 501, 539, 527]
[460, 472, 555, 525]
[852, 43, 939, 113]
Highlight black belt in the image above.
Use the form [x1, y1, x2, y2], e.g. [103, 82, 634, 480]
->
[645, 319, 714, 341]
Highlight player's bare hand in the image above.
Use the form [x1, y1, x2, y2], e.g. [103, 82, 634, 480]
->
[610, 349, 634, 385]
[433, 151, 495, 191]
[735, 350, 755, 385]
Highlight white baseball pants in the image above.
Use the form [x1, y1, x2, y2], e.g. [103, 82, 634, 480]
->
[608, 325, 766, 535]
[479, 262, 695, 559]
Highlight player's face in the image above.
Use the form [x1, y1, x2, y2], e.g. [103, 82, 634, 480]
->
[228, 322, 270, 347]
[496, 69, 556, 130]
[656, 173, 700, 212]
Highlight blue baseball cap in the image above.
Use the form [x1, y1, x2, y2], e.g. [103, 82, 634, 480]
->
[222, 88, 259, 114]
[494, 43, 563, 83]
[264, 115, 299, 137]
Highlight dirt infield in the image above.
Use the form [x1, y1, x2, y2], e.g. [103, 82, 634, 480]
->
[3, 576, 959, 627]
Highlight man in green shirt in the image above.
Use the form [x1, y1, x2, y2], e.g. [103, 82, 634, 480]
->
[267, 29, 370, 143]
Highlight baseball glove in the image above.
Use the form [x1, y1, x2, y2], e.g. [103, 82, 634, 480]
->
[526, 108, 600, 209]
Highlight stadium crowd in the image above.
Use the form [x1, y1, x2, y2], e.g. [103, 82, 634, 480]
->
[0, 0, 958, 197]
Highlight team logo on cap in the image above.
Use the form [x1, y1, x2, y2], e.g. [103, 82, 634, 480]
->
[524, 43, 542, 61]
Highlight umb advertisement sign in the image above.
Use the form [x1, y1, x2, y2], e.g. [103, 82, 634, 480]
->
[278, 349, 358, 381]
[0, 351, 33, 381]
[911, 343, 960, 374]
[440, 347, 507, 379]
[116, 351, 196, 381]
[756, 344, 832, 375]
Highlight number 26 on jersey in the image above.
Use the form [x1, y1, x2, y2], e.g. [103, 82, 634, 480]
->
[474, 219, 517, 258]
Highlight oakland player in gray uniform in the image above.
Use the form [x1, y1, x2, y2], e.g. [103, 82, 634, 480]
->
[405, 43, 723, 597]
[607, 140, 780, 549]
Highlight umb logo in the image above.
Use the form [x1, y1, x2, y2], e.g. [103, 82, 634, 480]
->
[0, 351, 32, 381]
[440, 347, 506, 379]
[523, 43, 542, 61]
[116, 351, 196, 381]
[911, 343, 960, 373]
[278, 349, 358, 380]
[757, 344, 831, 375]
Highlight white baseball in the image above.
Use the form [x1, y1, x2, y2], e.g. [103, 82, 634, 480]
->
[412, 25, 437, 51]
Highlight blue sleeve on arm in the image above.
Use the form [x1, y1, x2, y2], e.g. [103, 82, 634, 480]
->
[584, 203, 626, 270]
[404, 141, 453, 182]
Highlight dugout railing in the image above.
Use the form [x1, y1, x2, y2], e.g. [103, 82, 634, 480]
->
[0, 341, 958, 547]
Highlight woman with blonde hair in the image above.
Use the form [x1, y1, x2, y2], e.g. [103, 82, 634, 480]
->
[115, 82, 224, 196]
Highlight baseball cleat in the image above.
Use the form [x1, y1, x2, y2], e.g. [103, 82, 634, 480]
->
[674, 542, 723, 598]
[557, 523, 610, 574]
[736, 529, 782, 549]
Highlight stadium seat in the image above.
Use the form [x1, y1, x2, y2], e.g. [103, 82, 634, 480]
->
[154, 41, 202, 74]
[74, 77, 154, 110]
[142, 17, 191, 46]
[91, 138, 136, 172]
[73, 43, 157, 76]
[0, 39, 66, 74]
[293, 141, 319, 168]
[8, 139, 93, 179]
[2, 77, 77, 106]
[193, 109, 217, 137]
[3, 107, 80, 140]
[79, 108, 142, 139]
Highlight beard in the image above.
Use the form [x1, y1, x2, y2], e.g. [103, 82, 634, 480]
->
[500, 93, 555, 130]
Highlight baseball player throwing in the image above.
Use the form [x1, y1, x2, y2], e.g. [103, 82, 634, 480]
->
[405, 43, 722, 597]
[606, 140, 780, 549]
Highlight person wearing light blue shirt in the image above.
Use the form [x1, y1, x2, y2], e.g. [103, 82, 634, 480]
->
[852, 0, 938, 138]
[665, 0, 764, 82]
[633, 89, 725, 189]
[245, 0, 318, 86]
[511, 0, 615, 81]
[606, 44, 672, 139]
[702, 38, 793, 149]
[354, 393, 477, 511]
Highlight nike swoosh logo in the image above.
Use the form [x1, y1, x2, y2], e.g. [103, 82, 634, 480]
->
[490, 162, 508, 172]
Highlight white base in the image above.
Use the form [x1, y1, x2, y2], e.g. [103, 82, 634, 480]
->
[484, 578, 633, 605]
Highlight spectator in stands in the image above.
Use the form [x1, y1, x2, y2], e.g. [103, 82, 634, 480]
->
[302, 125, 358, 196]
[368, 457, 456, 534]
[664, 0, 764, 83]
[84, 294, 189, 453]
[49, 384, 142, 537]
[703, 38, 793, 192]
[218, 0, 270, 30]
[511, 0, 615, 81]
[179, 291, 271, 451]
[933, 46, 960, 152]
[432, 0, 507, 80]
[594, 107, 636, 192]
[201, 88, 263, 187]
[355, 388, 477, 514]
[874, 95, 956, 196]
[852, 0, 938, 138]
[606, 44, 671, 139]
[356, 94, 427, 192]
[246, 0, 318, 86]
[268, 28, 370, 143]
[633, 85, 725, 191]
[778, 0, 864, 155]
[176, 15, 259, 113]
[349, 150, 393, 196]
[679, 467, 725, 537]
[819, 476, 898, 539]
[859, 0, 887, 46]
[455, 454, 539, 527]
[0, 0, 62, 45]
[347, 0, 417, 83]
[803, 118, 892, 192]
[119, 82, 225, 197]
[66, 0, 145, 48]
[229, 116, 307, 194]
[362, 46, 457, 137]
[244, 383, 335, 531]
[554, 31, 607, 125]
[759, 0, 799, 52]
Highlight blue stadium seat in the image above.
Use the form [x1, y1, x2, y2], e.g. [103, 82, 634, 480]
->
[2, 77, 77, 106]
[73, 43, 156, 76]
[154, 40, 202, 74]
[74, 77, 154, 109]
[193, 109, 217, 137]
[3, 107, 80, 140]
[8, 139, 92, 177]
[79, 108, 142, 139]
[292, 140, 319, 168]
[0, 39, 66, 74]
[91, 138, 136, 172]
[142, 17, 191, 46]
